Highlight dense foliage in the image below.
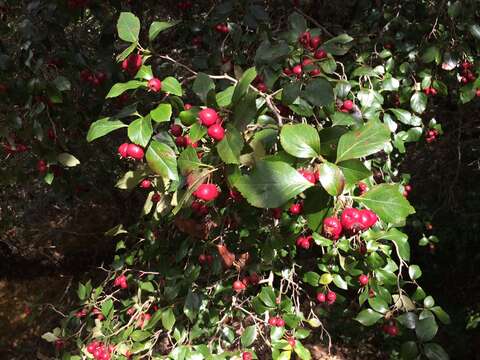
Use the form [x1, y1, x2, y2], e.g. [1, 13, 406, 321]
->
[2, 0, 480, 359]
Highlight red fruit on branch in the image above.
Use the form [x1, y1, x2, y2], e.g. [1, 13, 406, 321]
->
[292, 64, 303, 76]
[326, 290, 336, 304]
[358, 274, 369, 286]
[199, 108, 219, 127]
[314, 49, 327, 59]
[310, 35, 322, 49]
[242, 352, 253, 360]
[194, 184, 219, 201]
[152, 193, 161, 203]
[342, 99, 354, 111]
[37, 159, 48, 174]
[316, 292, 326, 303]
[126, 144, 144, 160]
[298, 169, 317, 184]
[322, 217, 343, 240]
[207, 124, 225, 141]
[341, 207, 363, 233]
[147, 78, 162, 92]
[170, 124, 183, 137]
[233, 280, 246, 292]
[139, 179, 151, 189]
[289, 202, 303, 215]
[118, 143, 129, 158]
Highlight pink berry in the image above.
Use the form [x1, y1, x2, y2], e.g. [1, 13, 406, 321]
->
[194, 184, 219, 201]
[199, 108, 219, 127]
[207, 124, 225, 141]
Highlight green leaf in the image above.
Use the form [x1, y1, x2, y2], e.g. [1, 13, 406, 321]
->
[397, 312, 418, 329]
[131, 330, 151, 342]
[241, 325, 257, 347]
[162, 77, 183, 96]
[235, 160, 313, 208]
[302, 272, 320, 286]
[288, 12, 307, 36]
[415, 316, 438, 342]
[294, 342, 312, 360]
[162, 308, 176, 331]
[57, 153, 80, 167]
[116, 42, 137, 62]
[354, 309, 384, 326]
[101, 299, 114, 317]
[322, 34, 354, 56]
[184, 290, 201, 323]
[53, 76, 71, 92]
[303, 78, 334, 107]
[377, 228, 411, 261]
[382, 75, 399, 91]
[471, 24, 480, 39]
[193, 73, 215, 103]
[424, 296, 435, 308]
[255, 40, 290, 65]
[319, 273, 333, 285]
[332, 274, 348, 290]
[149, 20, 179, 42]
[389, 108, 422, 126]
[400, 341, 419, 360]
[355, 184, 415, 225]
[280, 123, 320, 158]
[421, 46, 441, 64]
[106, 80, 145, 98]
[410, 92, 428, 114]
[146, 141, 178, 181]
[232, 67, 257, 104]
[431, 306, 451, 325]
[424, 343, 449, 360]
[337, 160, 370, 187]
[115, 169, 149, 190]
[135, 65, 153, 80]
[368, 297, 389, 314]
[408, 265, 422, 280]
[216, 86, 235, 107]
[258, 286, 276, 307]
[41, 332, 59, 342]
[178, 147, 201, 175]
[233, 91, 257, 131]
[150, 103, 172, 123]
[117, 12, 140, 43]
[216, 124, 244, 164]
[336, 119, 390, 162]
[318, 162, 345, 196]
[128, 116, 153, 147]
[139, 281, 155, 292]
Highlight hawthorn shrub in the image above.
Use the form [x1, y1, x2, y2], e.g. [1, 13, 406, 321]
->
[3, 0, 480, 359]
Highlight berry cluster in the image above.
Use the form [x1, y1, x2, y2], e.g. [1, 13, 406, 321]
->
[232, 273, 260, 292]
[322, 207, 377, 240]
[113, 274, 127, 289]
[283, 31, 326, 79]
[459, 61, 476, 84]
[268, 316, 285, 327]
[423, 86, 437, 96]
[118, 143, 144, 160]
[86, 341, 114, 360]
[199, 108, 225, 142]
[403, 184, 412, 198]
[382, 320, 399, 337]
[316, 290, 337, 305]
[425, 128, 439, 143]
[296, 235, 313, 249]
[198, 253, 214, 265]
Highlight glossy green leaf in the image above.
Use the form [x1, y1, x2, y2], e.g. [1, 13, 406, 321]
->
[117, 12, 140, 43]
[416, 316, 438, 342]
[232, 67, 257, 104]
[410, 92, 428, 114]
[368, 297, 389, 314]
[400, 341, 419, 360]
[431, 306, 451, 325]
[128, 116, 152, 147]
[302, 272, 320, 286]
[408, 265, 422, 280]
[162, 308, 176, 331]
[150, 103, 172, 123]
[235, 160, 313, 208]
[354, 309, 384, 326]
[337, 159, 370, 186]
[106, 80, 145, 98]
[424, 343, 449, 360]
[162, 77, 183, 96]
[355, 184, 415, 225]
[149, 20, 179, 41]
[332, 274, 348, 290]
[87, 118, 127, 142]
[57, 153, 80, 167]
[241, 325, 257, 347]
[336, 119, 390, 162]
[146, 141, 178, 181]
[303, 78, 334, 107]
[178, 147, 201, 175]
[217, 124, 244, 164]
[280, 123, 320, 158]
[397, 312, 418, 329]
[318, 162, 345, 196]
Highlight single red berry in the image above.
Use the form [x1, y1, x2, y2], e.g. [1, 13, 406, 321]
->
[175, 136, 186, 147]
[341, 207, 363, 233]
[198, 254, 207, 264]
[242, 352, 253, 360]
[387, 324, 399, 336]
[199, 108, 219, 127]
[170, 124, 183, 137]
[322, 217, 342, 240]
[276, 317, 285, 327]
[358, 182, 368, 193]
[316, 292, 326, 303]
[147, 78, 162, 92]
[292, 64, 303, 75]
[268, 317, 277, 326]
[296, 236, 312, 249]
[207, 124, 225, 141]
[326, 290, 336, 304]
[298, 169, 316, 184]
[310, 35, 322, 49]
[37, 159, 48, 174]
[405, 184, 412, 192]
[284, 67, 293, 76]
[139, 179, 151, 189]
[47, 128, 56, 141]
[118, 143, 129, 158]
[194, 184, 219, 201]
[184, 103, 192, 110]
[314, 49, 327, 59]
[358, 274, 369, 286]
[257, 82, 268, 92]
[310, 68, 321, 76]
[126, 144, 144, 160]
[289, 202, 303, 215]
[476, 89, 480, 97]
[152, 193, 161, 203]
[288, 337, 296, 348]
[233, 280, 246, 292]
[302, 58, 313, 66]
[342, 100, 354, 111]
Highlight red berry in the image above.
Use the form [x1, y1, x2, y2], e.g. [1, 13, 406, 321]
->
[122, 54, 142, 75]
[47, 128, 56, 141]
[296, 236, 312, 249]
[326, 290, 336, 304]
[175, 136, 186, 147]
[139, 179, 151, 189]
[126, 144, 144, 160]
[184, 103, 192, 110]
[118, 143, 129, 158]
[207, 124, 225, 141]
[288, 337, 296, 348]
[316, 292, 326, 303]
[87, 342, 97, 353]
[322, 217, 342, 240]
[387, 324, 399, 336]
[283, 67, 293, 76]
[342, 100, 354, 111]
[272, 208, 283, 219]
[299, 31, 311, 47]
[289, 202, 303, 215]
[242, 352, 253, 360]
[152, 193, 161, 203]
[298, 169, 316, 184]
[147, 78, 162, 92]
[341, 207, 363, 233]
[249, 273, 260, 285]
[358, 182, 368, 193]
[233, 280, 246, 292]
[302, 58, 313, 66]
[405, 184, 412, 192]
[310, 35, 322, 49]
[37, 159, 48, 174]
[359, 209, 378, 228]
[310, 68, 321, 76]
[276, 317, 285, 327]
[358, 274, 369, 286]
[292, 64, 303, 75]
[198, 254, 207, 264]
[170, 124, 183, 137]
[314, 50, 327, 59]
[268, 317, 277, 326]
[256, 82, 268, 92]
[199, 108, 219, 127]
[194, 184, 219, 201]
